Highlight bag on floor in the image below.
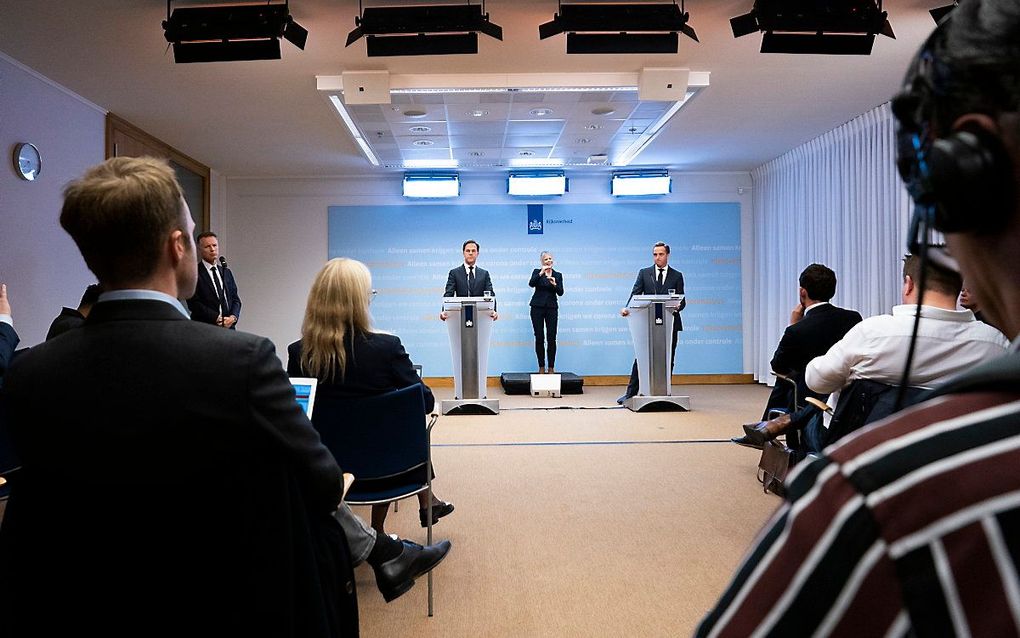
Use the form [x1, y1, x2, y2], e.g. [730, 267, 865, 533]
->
[757, 440, 793, 497]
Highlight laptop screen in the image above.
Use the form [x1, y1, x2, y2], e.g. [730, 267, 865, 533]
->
[290, 377, 318, 418]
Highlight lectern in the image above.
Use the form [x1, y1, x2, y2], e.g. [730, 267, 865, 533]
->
[441, 296, 499, 415]
[624, 294, 691, 412]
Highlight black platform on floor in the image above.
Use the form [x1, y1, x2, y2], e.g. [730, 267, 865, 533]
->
[499, 372, 584, 395]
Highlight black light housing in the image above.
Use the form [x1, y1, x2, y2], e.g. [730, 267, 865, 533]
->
[346, 3, 503, 57]
[539, 2, 698, 54]
[162, 1, 307, 63]
[730, 0, 894, 55]
[929, 3, 958, 23]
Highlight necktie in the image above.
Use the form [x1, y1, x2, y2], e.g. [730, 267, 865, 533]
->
[657, 268, 665, 289]
[468, 266, 475, 295]
[212, 266, 228, 314]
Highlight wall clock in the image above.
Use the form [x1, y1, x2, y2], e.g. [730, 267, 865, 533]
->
[13, 143, 41, 181]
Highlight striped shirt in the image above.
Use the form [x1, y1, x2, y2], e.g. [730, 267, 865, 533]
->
[696, 352, 1020, 637]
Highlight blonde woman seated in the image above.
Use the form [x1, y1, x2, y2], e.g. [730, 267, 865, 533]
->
[288, 258, 454, 534]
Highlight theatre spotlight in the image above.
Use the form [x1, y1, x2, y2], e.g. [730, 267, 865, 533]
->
[611, 171, 671, 197]
[730, 0, 894, 55]
[162, 1, 308, 63]
[507, 172, 568, 197]
[539, 2, 698, 54]
[929, 3, 958, 23]
[346, 2, 503, 57]
[402, 174, 460, 199]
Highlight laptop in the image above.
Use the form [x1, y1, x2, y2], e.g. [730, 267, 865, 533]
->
[290, 377, 318, 418]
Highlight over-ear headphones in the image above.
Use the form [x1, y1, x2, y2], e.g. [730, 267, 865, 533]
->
[916, 122, 1014, 233]
[892, 29, 1016, 236]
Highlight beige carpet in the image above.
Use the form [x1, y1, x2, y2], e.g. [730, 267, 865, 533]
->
[352, 384, 782, 638]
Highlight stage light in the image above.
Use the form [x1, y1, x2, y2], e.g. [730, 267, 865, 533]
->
[730, 0, 894, 55]
[403, 174, 460, 198]
[347, 3, 503, 57]
[507, 172, 568, 197]
[162, 1, 308, 63]
[611, 171, 671, 197]
[929, 3, 957, 23]
[539, 2, 698, 54]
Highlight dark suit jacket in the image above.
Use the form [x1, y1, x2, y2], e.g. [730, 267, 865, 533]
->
[0, 322, 17, 382]
[626, 265, 686, 331]
[288, 333, 434, 413]
[45, 307, 85, 341]
[188, 260, 242, 327]
[528, 269, 564, 308]
[0, 299, 356, 637]
[444, 264, 493, 298]
[764, 303, 863, 416]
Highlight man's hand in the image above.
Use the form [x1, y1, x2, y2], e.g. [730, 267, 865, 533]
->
[621, 307, 630, 317]
[439, 311, 448, 321]
[223, 315, 237, 328]
[490, 311, 499, 321]
[0, 283, 11, 316]
[790, 303, 805, 325]
[216, 314, 224, 327]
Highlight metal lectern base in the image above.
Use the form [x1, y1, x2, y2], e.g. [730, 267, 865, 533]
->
[441, 399, 500, 415]
[624, 395, 691, 412]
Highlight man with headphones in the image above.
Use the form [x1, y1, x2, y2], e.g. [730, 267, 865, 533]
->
[697, 2, 1020, 635]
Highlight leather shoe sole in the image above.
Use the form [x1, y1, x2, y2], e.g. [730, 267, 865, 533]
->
[420, 501, 455, 527]
[731, 434, 765, 450]
[374, 539, 452, 603]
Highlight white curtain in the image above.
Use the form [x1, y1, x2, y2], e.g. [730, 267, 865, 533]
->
[750, 103, 914, 384]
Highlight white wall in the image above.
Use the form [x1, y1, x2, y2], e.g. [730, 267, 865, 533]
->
[224, 172, 755, 369]
[0, 53, 106, 347]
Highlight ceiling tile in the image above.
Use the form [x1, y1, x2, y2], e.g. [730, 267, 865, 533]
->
[395, 135, 450, 150]
[506, 120, 566, 136]
[504, 135, 562, 148]
[449, 135, 504, 149]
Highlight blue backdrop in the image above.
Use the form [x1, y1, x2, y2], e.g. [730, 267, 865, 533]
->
[328, 202, 741, 376]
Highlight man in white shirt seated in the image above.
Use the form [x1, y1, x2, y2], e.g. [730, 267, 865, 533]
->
[740, 254, 1009, 449]
[805, 253, 1009, 414]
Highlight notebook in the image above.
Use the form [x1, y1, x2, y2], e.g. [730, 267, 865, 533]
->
[290, 377, 318, 418]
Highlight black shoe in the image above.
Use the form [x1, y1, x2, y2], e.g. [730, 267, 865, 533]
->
[419, 501, 455, 527]
[731, 434, 765, 450]
[373, 538, 452, 603]
[731, 422, 769, 450]
[616, 393, 632, 405]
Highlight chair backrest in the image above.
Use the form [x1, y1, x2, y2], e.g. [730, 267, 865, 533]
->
[310, 384, 427, 481]
[823, 379, 928, 448]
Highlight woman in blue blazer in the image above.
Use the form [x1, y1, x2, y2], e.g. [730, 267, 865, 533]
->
[528, 251, 565, 373]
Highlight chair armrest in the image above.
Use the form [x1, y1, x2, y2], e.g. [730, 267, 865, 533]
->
[342, 473, 355, 500]
[804, 397, 832, 414]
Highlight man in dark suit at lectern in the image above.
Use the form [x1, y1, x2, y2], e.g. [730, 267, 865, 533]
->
[618, 241, 686, 403]
[440, 239, 498, 321]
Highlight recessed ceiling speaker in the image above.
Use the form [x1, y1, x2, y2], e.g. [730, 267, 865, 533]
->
[639, 68, 690, 101]
[341, 71, 391, 104]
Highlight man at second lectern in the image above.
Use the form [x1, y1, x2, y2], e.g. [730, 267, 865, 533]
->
[617, 241, 686, 404]
[439, 239, 498, 321]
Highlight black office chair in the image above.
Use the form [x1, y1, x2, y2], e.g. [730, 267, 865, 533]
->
[820, 379, 928, 449]
[309, 383, 441, 616]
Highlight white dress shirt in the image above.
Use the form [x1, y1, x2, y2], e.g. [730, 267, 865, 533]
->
[805, 304, 1010, 418]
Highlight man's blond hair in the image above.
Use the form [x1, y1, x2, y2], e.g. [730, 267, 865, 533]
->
[60, 156, 188, 286]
